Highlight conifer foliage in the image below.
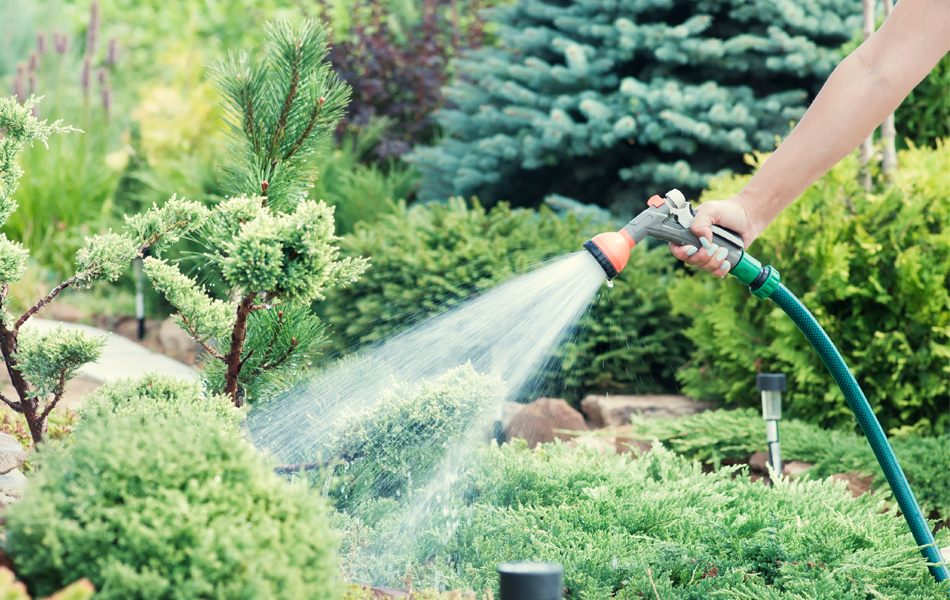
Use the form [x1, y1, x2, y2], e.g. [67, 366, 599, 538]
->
[0, 96, 207, 446]
[408, 0, 860, 211]
[145, 20, 368, 407]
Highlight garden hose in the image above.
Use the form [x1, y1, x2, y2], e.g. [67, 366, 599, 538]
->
[585, 189, 950, 584]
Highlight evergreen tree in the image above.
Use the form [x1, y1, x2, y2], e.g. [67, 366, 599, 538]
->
[145, 20, 367, 407]
[407, 0, 860, 213]
[0, 96, 207, 446]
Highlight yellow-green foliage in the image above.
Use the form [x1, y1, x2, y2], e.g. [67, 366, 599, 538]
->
[5, 408, 340, 599]
[410, 442, 948, 598]
[0, 567, 93, 600]
[671, 143, 949, 435]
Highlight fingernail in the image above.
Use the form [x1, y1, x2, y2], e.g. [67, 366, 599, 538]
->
[706, 244, 719, 257]
[685, 246, 698, 256]
[699, 236, 711, 249]
[721, 260, 731, 273]
[716, 247, 728, 261]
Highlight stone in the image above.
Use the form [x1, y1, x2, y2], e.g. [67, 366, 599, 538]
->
[0, 469, 27, 499]
[613, 425, 653, 457]
[581, 394, 713, 428]
[782, 461, 815, 478]
[748, 451, 771, 474]
[506, 397, 588, 448]
[481, 401, 527, 442]
[159, 317, 197, 358]
[832, 472, 874, 498]
[0, 433, 28, 475]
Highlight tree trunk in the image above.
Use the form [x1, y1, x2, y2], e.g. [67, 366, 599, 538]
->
[223, 295, 256, 408]
[880, 0, 898, 177]
[0, 324, 42, 446]
[859, 0, 877, 190]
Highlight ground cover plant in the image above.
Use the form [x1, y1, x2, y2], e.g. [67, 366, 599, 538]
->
[334, 440, 949, 597]
[407, 0, 861, 211]
[143, 20, 368, 407]
[671, 142, 950, 436]
[321, 199, 693, 403]
[0, 95, 207, 445]
[624, 408, 950, 523]
[4, 380, 339, 599]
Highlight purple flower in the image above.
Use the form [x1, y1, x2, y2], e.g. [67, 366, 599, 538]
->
[53, 30, 70, 54]
[37, 31, 48, 55]
[28, 70, 37, 95]
[97, 67, 108, 85]
[101, 86, 112, 119]
[86, 1, 100, 55]
[29, 51, 40, 72]
[106, 37, 119, 66]
[13, 66, 25, 104]
[81, 56, 91, 95]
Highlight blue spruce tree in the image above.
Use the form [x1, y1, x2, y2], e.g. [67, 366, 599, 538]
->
[407, 0, 861, 213]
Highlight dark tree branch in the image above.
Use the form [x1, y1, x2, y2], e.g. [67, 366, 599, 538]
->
[267, 42, 303, 166]
[39, 368, 68, 424]
[274, 461, 326, 474]
[282, 97, 325, 161]
[15, 276, 75, 331]
[0, 390, 19, 412]
[261, 338, 297, 371]
[223, 294, 257, 407]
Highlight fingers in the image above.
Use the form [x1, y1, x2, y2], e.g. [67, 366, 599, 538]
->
[669, 241, 729, 277]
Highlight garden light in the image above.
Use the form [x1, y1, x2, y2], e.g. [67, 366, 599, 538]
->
[498, 562, 563, 600]
[584, 191, 950, 585]
[757, 373, 786, 474]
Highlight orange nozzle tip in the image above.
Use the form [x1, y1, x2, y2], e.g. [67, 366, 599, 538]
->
[587, 231, 635, 277]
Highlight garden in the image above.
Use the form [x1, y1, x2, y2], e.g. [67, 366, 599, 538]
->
[0, 0, 947, 598]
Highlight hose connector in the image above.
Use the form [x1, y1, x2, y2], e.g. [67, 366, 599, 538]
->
[730, 253, 781, 299]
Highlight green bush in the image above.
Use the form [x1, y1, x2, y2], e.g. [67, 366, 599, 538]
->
[5, 409, 340, 599]
[325, 363, 503, 510]
[404, 442, 948, 598]
[321, 199, 692, 402]
[896, 50, 949, 148]
[670, 142, 949, 435]
[76, 372, 242, 431]
[623, 408, 950, 521]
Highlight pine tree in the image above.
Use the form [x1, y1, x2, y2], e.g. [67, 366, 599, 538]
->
[407, 0, 860, 213]
[0, 96, 208, 446]
[145, 20, 368, 407]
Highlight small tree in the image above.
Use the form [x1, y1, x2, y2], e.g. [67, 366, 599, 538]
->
[0, 96, 208, 446]
[144, 20, 368, 407]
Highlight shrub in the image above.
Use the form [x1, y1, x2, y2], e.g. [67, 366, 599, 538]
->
[325, 363, 503, 510]
[0, 567, 93, 600]
[407, 0, 860, 211]
[403, 442, 948, 597]
[670, 142, 949, 436]
[896, 53, 950, 149]
[4, 410, 340, 599]
[624, 408, 950, 521]
[76, 372, 241, 432]
[321, 199, 693, 402]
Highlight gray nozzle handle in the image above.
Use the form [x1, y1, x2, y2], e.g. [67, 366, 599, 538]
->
[645, 219, 744, 270]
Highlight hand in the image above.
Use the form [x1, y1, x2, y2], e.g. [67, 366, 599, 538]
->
[668, 194, 763, 278]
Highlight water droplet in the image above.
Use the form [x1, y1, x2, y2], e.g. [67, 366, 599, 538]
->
[606, 279, 614, 288]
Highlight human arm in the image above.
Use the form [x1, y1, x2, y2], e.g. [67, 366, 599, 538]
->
[672, 0, 950, 276]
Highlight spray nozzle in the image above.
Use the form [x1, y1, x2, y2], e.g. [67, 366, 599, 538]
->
[584, 189, 745, 278]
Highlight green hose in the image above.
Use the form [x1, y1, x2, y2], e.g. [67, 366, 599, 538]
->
[732, 254, 949, 584]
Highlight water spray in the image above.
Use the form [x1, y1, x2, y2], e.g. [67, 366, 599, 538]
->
[584, 190, 949, 585]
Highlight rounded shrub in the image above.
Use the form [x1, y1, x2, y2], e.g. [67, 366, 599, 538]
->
[5, 409, 339, 599]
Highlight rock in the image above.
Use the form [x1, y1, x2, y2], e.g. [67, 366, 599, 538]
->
[581, 394, 712, 428]
[506, 397, 588, 448]
[782, 461, 815, 478]
[0, 434, 28, 475]
[0, 469, 27, 499]
[568, 434, 617, 455]
[368, 588, 409, 599]
[832, 472, 874, 498]
[0, 493, 18, 506]
[159, 318, 196, 358]
[613, 425, 653, 457]
[749, 451, 771, 474]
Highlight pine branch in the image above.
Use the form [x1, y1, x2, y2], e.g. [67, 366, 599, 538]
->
[38, 368, 68, 424]
[261, 337, 298, 371]
[178, 312, 226, 361]
[282, 96, 326, 161]
[267, 41, 304, 167]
